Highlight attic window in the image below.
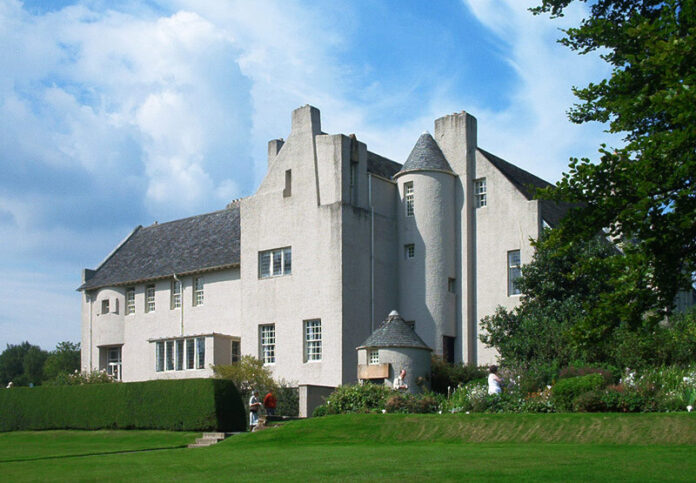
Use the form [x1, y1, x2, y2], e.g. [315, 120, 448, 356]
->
[283, 169, 292, 197]
[474, 178, 487, 207]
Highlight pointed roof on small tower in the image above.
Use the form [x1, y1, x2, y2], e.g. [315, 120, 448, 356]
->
[394, 132, 454, 178]
[357, 310, 432, 350]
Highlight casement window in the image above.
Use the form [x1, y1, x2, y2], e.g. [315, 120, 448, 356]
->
[259, 324, 276, 364]
[101, 299, 110, 315]
[405, 244, 415, 259]
[193, 277, 204, 306]
[259, 247, 292, 278]
[368, 349, 379, 365]
[404, 182, 414, 216]
[106, 347, 122, 381]
[304, 319, 322, 362]
[508, 250, 522, 296]
[155, 337, 205, 372]
[171, 280, 181, 309]
[126, 288, 135, 315]
[474, 178, 487, 208]
[231, 340, 241, 363]
[145, 285, 155, 313]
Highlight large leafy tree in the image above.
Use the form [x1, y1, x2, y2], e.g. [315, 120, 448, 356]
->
[43, 341, 81, 381]
[532, 0, 696, 313]
[0, 342, 48, 386]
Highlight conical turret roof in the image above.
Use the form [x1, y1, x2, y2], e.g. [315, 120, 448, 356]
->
[357, 310, 432, 350]
[395, 132, 453, 177]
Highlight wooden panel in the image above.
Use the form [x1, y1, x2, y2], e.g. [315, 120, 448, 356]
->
[357, 363, 389, 380]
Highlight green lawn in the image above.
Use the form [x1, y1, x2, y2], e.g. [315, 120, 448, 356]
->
[1, 414, 695, 481]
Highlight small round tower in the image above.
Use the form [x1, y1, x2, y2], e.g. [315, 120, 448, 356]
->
[393, 132, 457, 358]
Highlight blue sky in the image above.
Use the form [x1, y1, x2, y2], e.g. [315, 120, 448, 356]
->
[0, 0, 617, 351]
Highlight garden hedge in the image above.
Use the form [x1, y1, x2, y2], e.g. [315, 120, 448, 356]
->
[0, 378, 245, 432]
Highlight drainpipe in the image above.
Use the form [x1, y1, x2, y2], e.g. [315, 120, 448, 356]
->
[88, 293, 93, 370]
[174, 274, 184, 336]
[369, 173, 375, 333]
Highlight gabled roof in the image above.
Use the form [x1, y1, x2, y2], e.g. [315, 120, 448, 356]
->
[367, 151, 402, 179]
[357, 311, 431, 350]
[396, 132, 453, 177]
[478, 148, 573, 228]
[79, 205, 240, 291]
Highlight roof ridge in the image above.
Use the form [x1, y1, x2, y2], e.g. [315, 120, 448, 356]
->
[140, 204, 241, 231]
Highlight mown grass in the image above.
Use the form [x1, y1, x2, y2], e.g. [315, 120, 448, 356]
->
[1, 413, 695, 481]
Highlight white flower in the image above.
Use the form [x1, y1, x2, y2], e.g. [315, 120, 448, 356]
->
[688, 405, 693, 413]
[466, 411, 470, 415]
[381, 409, 386, 414]
[438, 410, 442, 414]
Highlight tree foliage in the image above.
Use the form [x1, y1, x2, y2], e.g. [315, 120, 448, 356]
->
[212, 355, 276, 395]
[43, 342, 81, 381]
[0, 342, 48, 386]
[532, 0, 696, 312]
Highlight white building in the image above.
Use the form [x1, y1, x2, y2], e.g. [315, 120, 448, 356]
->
[79, 105, 567, 387]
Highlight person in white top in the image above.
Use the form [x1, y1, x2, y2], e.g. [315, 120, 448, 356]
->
[393, 369, 408, 390]
[488, 365, 503, 395]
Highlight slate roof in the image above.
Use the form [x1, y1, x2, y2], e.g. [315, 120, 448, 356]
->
[79, 205, 240, 291]
[478, 148, 573, 227]
[396, 132, 453, 176]
[357, 311, 432, 350]
[367, 151, 402, 179]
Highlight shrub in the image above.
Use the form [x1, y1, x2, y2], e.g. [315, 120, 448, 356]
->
[384, 393, 441, 414]
[601, 384, 648, 412]
[0, 378, 245, 431]
[325, 384, 393, 413]
[275, 384, 299, 417]
[50, 369, 115, 385]
[551, 373, 605, 411]
[558, 366, 615, 386]
[430, 356, 486, 394]
[312, 404, 330, 417]
[573, 390, 606, 412]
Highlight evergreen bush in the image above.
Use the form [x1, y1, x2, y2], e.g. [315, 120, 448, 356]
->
[552, 373, 605, 411]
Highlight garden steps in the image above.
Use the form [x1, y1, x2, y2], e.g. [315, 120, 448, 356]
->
[188, 432, 239, 448]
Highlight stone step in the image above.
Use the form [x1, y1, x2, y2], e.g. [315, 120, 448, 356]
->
[202, 432, 226, 439]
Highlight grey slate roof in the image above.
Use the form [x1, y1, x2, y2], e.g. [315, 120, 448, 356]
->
[478, 148, 573, 228]
[357, 311, 432, 350]
[79, 205, 240, 291]
[396, 132, 453, 176]
[367, 151, 402, 179]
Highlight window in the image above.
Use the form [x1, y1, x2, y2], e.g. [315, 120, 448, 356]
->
[101, 299, 110, 315]
[259, 324, 276, 364]
[474, 178, 487, 208]
[443, 336, 455, 364]
[368, 349, 379, 365]
[259, 247, 292, 278]
[405, 244, 415, 259]
[283, 169, 292, 197]
[171, 280, 181, 309]
[165, 340, 174, 371]
[350, 161, 358, 204]
[156, 342, 164, 372]
[231, 340, 241, 363]
[304, 319, 322, 362]
[126, 288, 135, 315]
[106, 347, 122, 381]
[186, 338, 195, 370]
[404, 181, 414, 216]
[448, 278, 456, 293]
[176, 339, 184, 371]
[193, 277, 204, 306]
[508, 250, 522, 296]
[145, 285, 155, 313]
[113, 299, 119, 314]
[196, 337, 205, 369]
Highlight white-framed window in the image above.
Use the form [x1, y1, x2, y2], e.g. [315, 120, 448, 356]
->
[405, 244, 415, 259]
[176, 339, 184, 371]
[304, 319, 322, 362]
[196, 337, 205, 369]
[259, 324, 276, 364]
[474, 178, 487, 208]
[368, 349, 379, 365]
[448, 278, 456, 293]
[155, 341, 164, 372]
[165, 340, 174, 371]
[193, 277, 204, 306]
[404, 181, 414, 216]
[101, 299, 110, 315]
[231, 340, 241, 363]
[126, 288, 135, 315]
[156, 337, 205, 372]
[145, 285, 155, 313]
[259, 247, 292, 278]
[171, 280, 181, 309]
[508, 250, 522, 296]
[106, 347, 122, 381]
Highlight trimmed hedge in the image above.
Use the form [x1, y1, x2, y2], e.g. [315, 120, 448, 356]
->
[0, 378, 245, 432]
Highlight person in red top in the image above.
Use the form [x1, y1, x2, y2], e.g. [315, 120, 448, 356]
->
[263, 390, 277, 416]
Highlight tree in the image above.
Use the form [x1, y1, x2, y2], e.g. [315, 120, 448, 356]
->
[213, 355, 276, 395]
[532, 0, 696, 313]
[0, 342, 48, 386]
[43, 342, 81, 381]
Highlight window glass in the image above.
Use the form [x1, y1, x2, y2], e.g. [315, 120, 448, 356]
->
[508, 250, 522, 295]
[193, 277, 204, 306]
[475, 178, 487, 208]
[126, 288, 135, 315]
[156, 341, 164, 372]
[196, 337, 205, 369]
[260, 325, 276, 364]
[259, 252, 271, 278]
[101, 299, 109, 314]
[231, 340, 241, 363]
[186, 339, 195, 370]
[283, 247, 292, 275]
[176, 339, 184, 370]
[171, 280, 181, 309]
[165, 340, 174, 371]
[368, 349, 379, 365]
[405, 244, 415, 259]
[146, 285, 156, 313]
[405, 182, 414, 216]
[259, 248, 292, 278]
[304, 319, 322, 362]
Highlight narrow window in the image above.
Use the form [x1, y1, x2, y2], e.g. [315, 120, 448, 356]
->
[171, 280, 181, 309]
[508, 250, 522, 296]
[283, 247, 292, 275]
[145, 285, 155, 313]
[125, 288, 135, 315]
[283, 169, 292, 197]
[165, 340, 174, 371]
[474, 178, 487, 208]
[404, 181, 414, 216]
[405, 244, 415, 259]
[259, 251, 271, 278]
[176, 339, 184, 371]
[259, 248, 292, 278]
[259, 324, 276, 364]
[186, 338, 195, 370]
[196, 337, 205, 369]
[448, 278, 456, 293]
[193, 277, 204, 306]
[101, 299, 110, 315]
[231, 340, 241, 363]
[304, 319, 322, 362]
[443, 336, 455, 364]
[155, 341, 164, 372]
[350, 161, 358, 204]
[368, 349, 379, 365]
[113, 299, 119, 314]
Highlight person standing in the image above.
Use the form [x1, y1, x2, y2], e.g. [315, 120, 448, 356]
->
[263, 389, 277, 416]
[249, 390, 261, 429]
[488, 365, 503, 395]
[393, 369, 408, 390]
